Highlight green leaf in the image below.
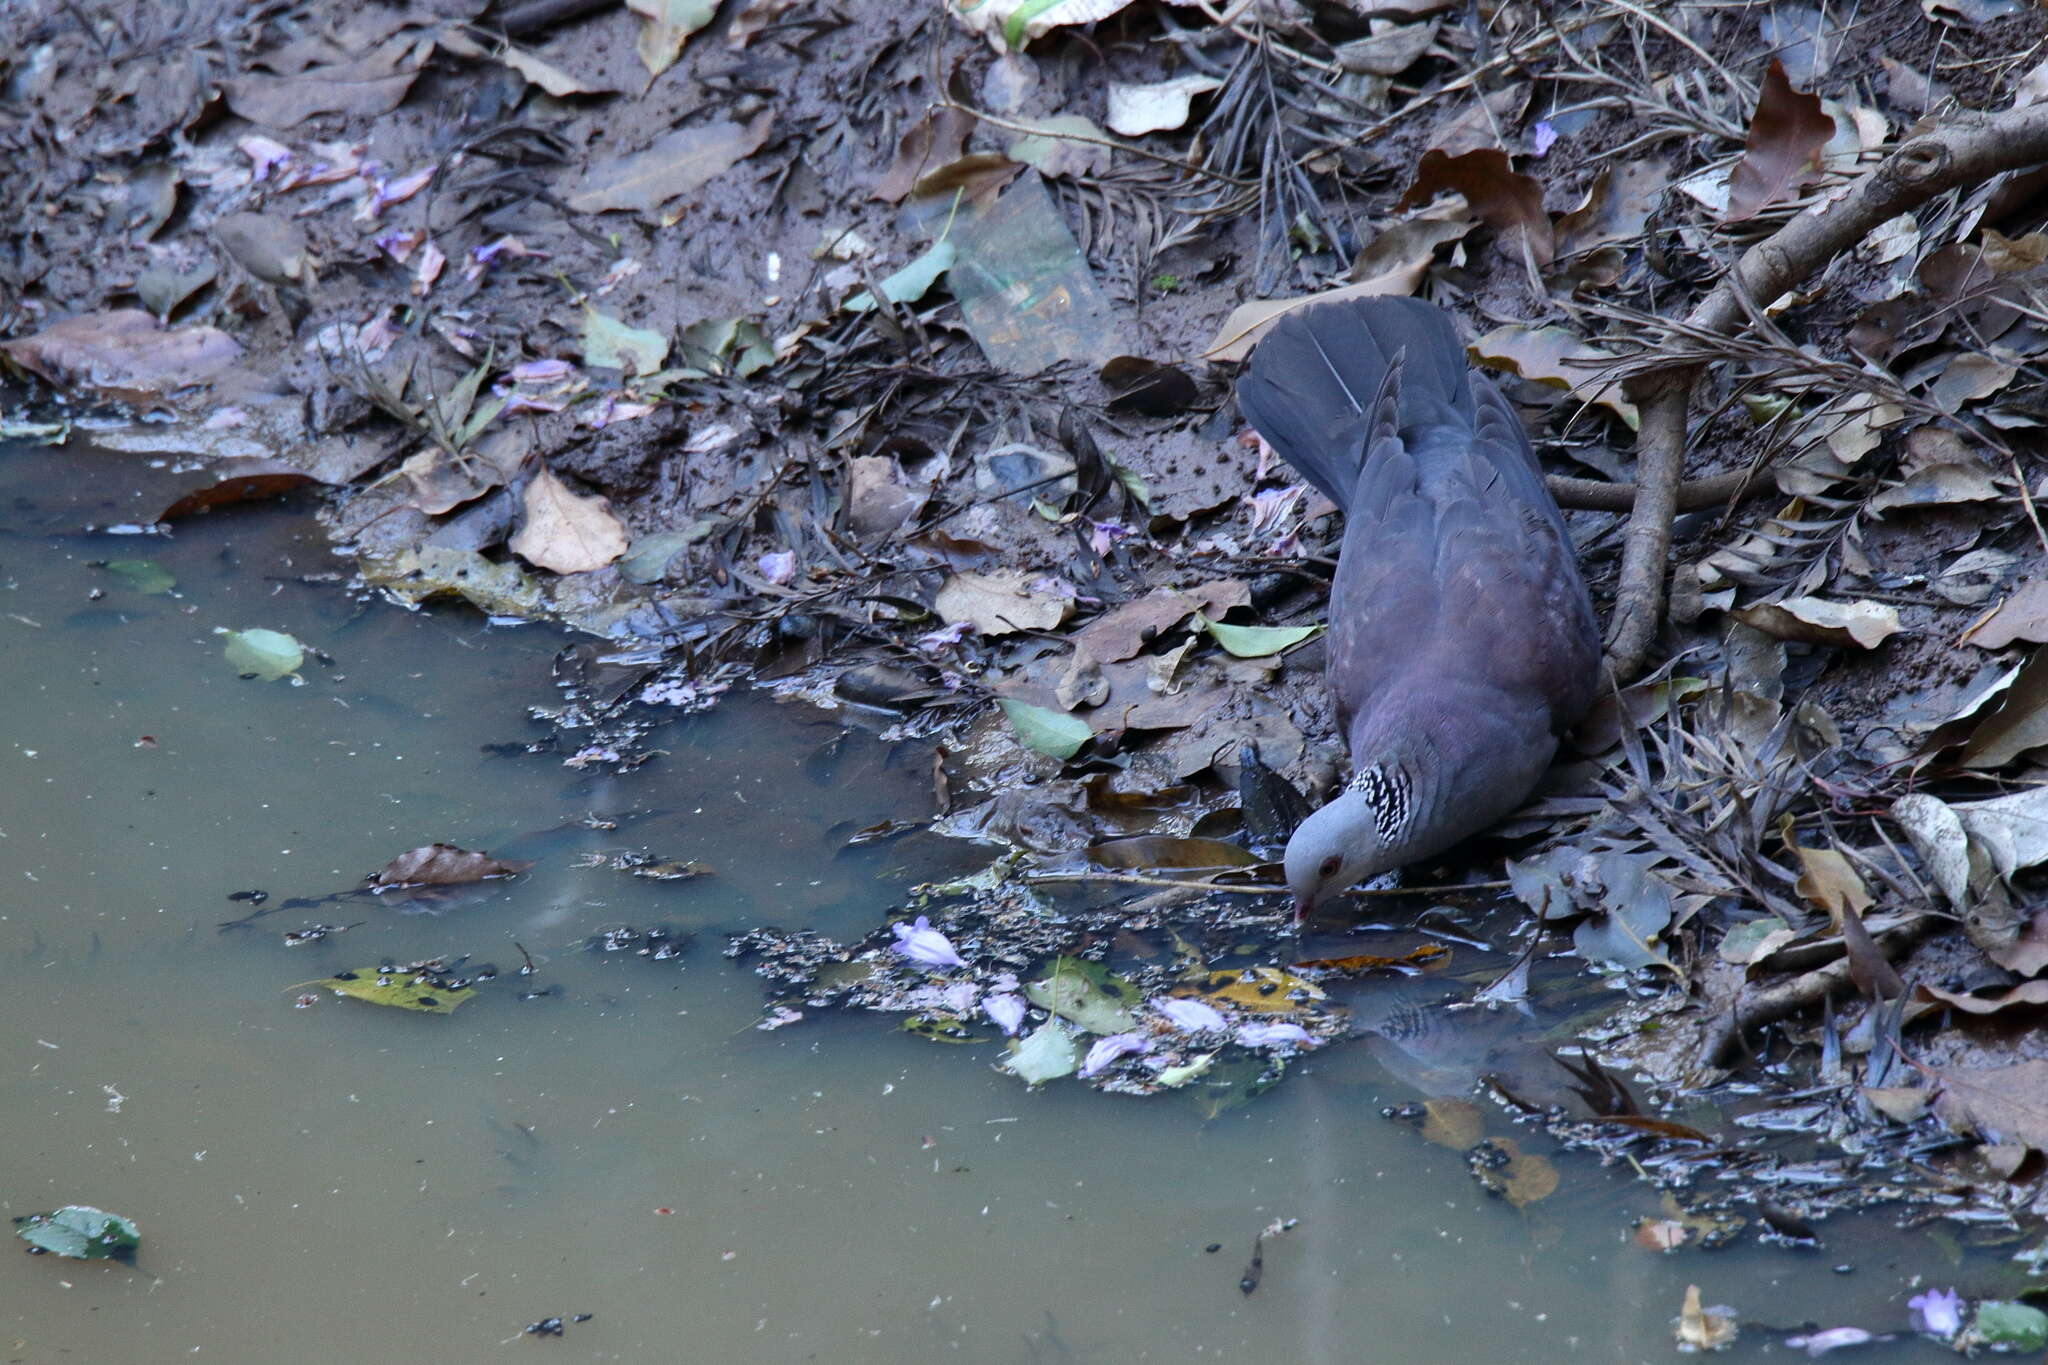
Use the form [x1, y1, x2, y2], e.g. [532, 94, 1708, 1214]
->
[1001, 1020, 1079, 1084]
[847, 240, 957, 313]
[1024, 956, 1140, 1036]
[902, 1012, 982, 1044]
[1197, 613, 1320, 658]
[1000, 0, 1065, 48]
[678, 317, 773, 377]
[1977, 1302, 2048, 1351]
[582, 307, 669, 377]
[1156, 1052, 1216, 1088]
[1108, 457, 1150, 510]
[100, 559, 175, 595]
[217, 627, 304, 682]
[998, 698, 1091, 760]
[14, 1206, 139, 1263]
[303, 966, 477, 1014]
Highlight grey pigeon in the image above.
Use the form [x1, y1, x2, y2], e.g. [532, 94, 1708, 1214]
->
[1235, 298, 1600, 916]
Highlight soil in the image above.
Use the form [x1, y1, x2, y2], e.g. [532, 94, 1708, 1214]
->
[12, 0, 2048, 1251]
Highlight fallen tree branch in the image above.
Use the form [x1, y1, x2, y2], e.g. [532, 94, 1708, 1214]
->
[1701, 914, 1940, 1068]
[1605, 100, 2048, 682]
[1547, 469, 1755, 514]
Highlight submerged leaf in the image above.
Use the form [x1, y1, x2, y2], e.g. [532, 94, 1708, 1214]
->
[1025, 956, 1141, 1035]
[100, 559, 176, 595]
[14, 1206, 139, 1263]
[218, 627, 304, 682]
[369, 843, 530, 889]
[1177, 967, 1325, 1015]
[1001, 1020, 1080, 1084]
[306, 966, 477, 1014]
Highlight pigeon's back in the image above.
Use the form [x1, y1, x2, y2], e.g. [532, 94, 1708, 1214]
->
[1236, 298, 1599, 750]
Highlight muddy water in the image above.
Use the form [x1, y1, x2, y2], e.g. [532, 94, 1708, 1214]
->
[0, 446, 1940, 1362]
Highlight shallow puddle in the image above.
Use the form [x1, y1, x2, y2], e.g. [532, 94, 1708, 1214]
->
[0, 446, 1966, 1360]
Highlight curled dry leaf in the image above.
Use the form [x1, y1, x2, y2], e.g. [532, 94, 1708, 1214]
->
[1731, 597, 1902, 649]
[1552, 159, 1670, 255]
[1205, 265, 1427, 363]
[509, 465, 629, 574]
[1726, 59, 1833, 221]
[1676, 1285, 1739, 1351]
[1397, 148, 1553, 264]
[626, 0, 716, 76]
[1333, 21, 1439, 76]
[949, 0, 1140, 50]
[368, 843, 531, 888]
[1467, 324, 1637, 427]
[1789, 843, 1873, 917]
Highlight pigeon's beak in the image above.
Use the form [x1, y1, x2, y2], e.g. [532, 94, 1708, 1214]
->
[1291, 895, 1313, 923]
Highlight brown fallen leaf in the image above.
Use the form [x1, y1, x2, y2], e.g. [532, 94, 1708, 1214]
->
[1725, 59, 1833, 221]
[213, 211, 312, 287]
[1291, 944, 1450, 974]
[1471, 1137, 1558, 1208]
[846, 455, 926, 538]
[1732, 596, 1902, 649]
[1929, 1059, 2048, 1149]
[1634, 1219, 1688, 1252]
[1396, 148, 1554, 264]
[932, 569, 1071, 635]
[1868, 461, 2003, 516]
[0, 309, 241, 401]
[1467, 323, 1636, 426]
[1068, 581, 1248, 664]
[1676, 1285, 1739, 1351]
[874, 107, 975, 202]
[626, 0, 715, 76]
[368, 843, 532, 889]
[1083, 836, 1258, 870]
[1418, 1097, 1484, 1149]
[1961, 579, 2048, 649]
[159, 462, 318, 521]
[1553, 159, 1671, 255]
[564, 112, 775, 215]
[1203, 263, 1428, 363]
[509, 465, 629, 574]
[1918, 981, 2048, 1015]
[1787, 842, 1873, 918]
[223, 36, 421, 128]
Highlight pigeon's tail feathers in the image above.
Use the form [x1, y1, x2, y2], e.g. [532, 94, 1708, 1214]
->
[1235, 297, 1474, 507]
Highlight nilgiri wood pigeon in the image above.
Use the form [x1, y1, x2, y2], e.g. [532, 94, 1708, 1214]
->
[1235, 297, 1601, 916]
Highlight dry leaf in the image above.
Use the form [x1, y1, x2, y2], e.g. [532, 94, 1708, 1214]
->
[509, 465, 628, 574]
[1731, 597, 1902, 649]
[223, 37, 420, 128]
[369, 842, 531, 888]
[1105, 75, 1223, 136]
[1553, 159, 1670, 255]
[1333, 21, 1439, 75]
[1418, 1098, 1484, 1149]
[1868, 461, 2003, 516]
[874, 108, 974, 202]
[1789, 843, 1873, 917]
[1726, 59, 1833, 221]
[563, 112, 774, 214]
[1397, 148, 1554, 263]
[1961, 579, 2048, 649]
[626, 0, 716, 76]
[1929, 1059, 2048, 1149]
[948, 0, 1140, 49]
[0, 309, 241, 400]
[933, 570, 1071, 635]
[1676, 1285, 1739, 1351]
[1204, 263, 1428, 362]
[1468, 324, 1636, 426]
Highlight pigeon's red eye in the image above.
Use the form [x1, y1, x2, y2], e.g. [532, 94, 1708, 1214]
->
[1318, 855, 1341, 878]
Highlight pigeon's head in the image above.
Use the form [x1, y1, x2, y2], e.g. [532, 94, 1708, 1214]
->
[1283, 789, 1388, 920]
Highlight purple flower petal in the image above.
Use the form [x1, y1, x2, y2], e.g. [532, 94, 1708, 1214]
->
[1235, 1021, 1315, 1049]
[1786, 1326, 1873, 1356]
[1909, 1288, 1963, 1338]
[1530, 120, 1558, 156]
[1078, 1031, 1152, 1078]
[890, 915, 965, 970]
[985, 993, 1027, 1035]
[1155, 997, 1226, 1033]
[757, 550, 797, 585]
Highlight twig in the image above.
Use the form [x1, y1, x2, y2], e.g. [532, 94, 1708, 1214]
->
[1548, 469, 1756, 514]
[1607, 101, 2048, 683]
[1701, 914, 1939, 1068]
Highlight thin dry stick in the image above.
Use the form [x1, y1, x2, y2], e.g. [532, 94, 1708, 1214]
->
[1607, 100, 2048, 682]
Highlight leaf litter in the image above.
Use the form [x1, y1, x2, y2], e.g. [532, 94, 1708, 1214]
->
[12, 0, 2048, 1280]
